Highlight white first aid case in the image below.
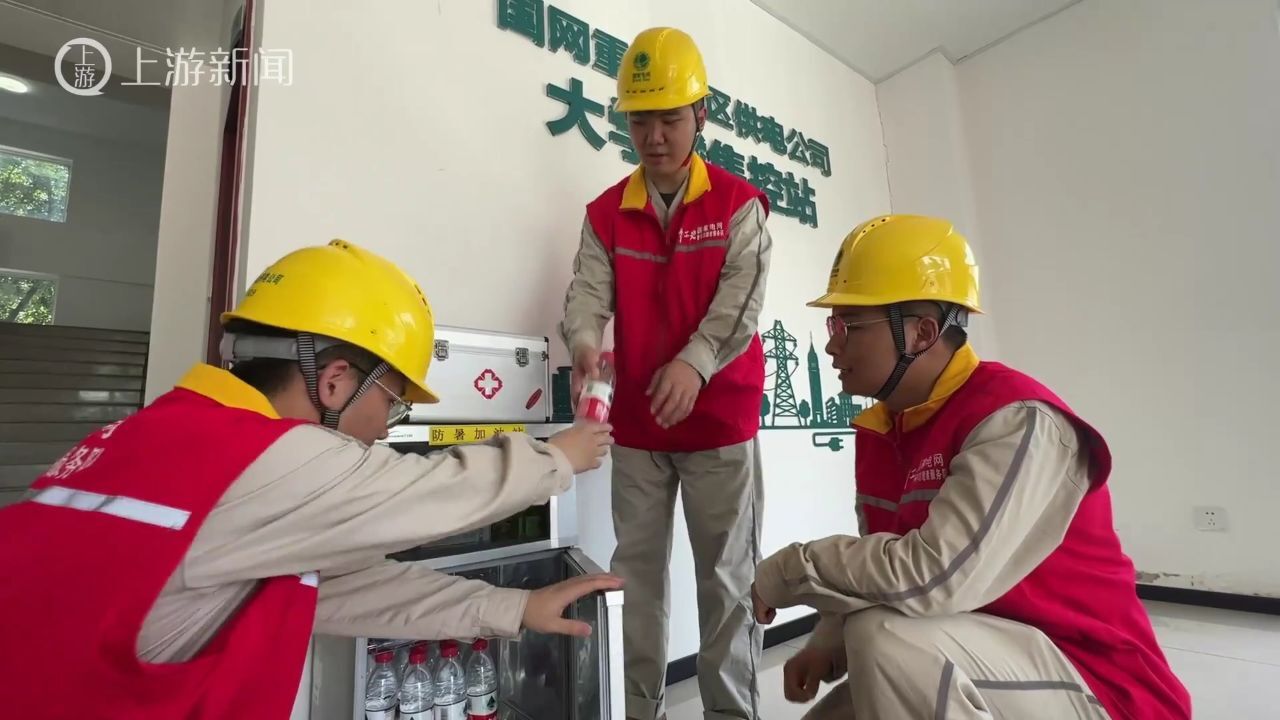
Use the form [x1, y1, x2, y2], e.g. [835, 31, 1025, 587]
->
[407, 325, 551, 424]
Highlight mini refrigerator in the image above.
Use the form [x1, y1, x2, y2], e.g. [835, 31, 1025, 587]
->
[299, 327, 623, 720]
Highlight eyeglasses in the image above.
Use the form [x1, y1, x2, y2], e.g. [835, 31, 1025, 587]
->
[825, 314, 924, 340]
[367, 374, 412, 428]
[826, 315, 889, 339]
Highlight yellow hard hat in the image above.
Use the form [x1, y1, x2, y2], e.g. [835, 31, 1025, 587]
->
[615, 27, 709, 113]
[809, 215, 982, 312]
[221, 239, 439, 404]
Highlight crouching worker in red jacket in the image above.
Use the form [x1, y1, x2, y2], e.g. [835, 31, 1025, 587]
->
[751, 215, 1190, 719]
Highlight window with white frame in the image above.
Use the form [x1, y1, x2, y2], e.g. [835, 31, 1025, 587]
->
[0, 268, 58, 325]
[0, 145, 73, 223]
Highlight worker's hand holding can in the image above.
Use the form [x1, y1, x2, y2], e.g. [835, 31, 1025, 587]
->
[570, 346, 602, 405]
[576, 352, 615, 423]
[547, 421, 613, 472]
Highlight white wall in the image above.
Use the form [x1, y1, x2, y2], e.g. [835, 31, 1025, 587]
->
[876, 52, 999, 358]
[247, 0, 889, 661]
[882, 0, 1280, 596]
[0, 116, 165, 331]
[143, 83, 223, 401]
[144, 0, 245, 402]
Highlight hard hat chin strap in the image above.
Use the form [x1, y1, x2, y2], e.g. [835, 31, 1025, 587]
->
[872, 304, 967, 402]
[295, 333, 341, 428]
[682, 99, 708, 165]
[296, 333, 391, 430]
[872, 305, 914, 401]
[224, 331, 390, 430]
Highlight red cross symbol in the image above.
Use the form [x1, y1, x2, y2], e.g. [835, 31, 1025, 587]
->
[474, 369, 504, 399]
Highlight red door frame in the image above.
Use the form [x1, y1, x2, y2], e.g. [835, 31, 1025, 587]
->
[205, 0, 256, 366]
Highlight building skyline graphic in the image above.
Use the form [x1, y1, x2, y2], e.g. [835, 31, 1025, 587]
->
[760, 319, 871, 430]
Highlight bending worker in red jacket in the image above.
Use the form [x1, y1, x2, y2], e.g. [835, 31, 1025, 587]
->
[0, 240, 617, 718]
[560, 27, 772, 720]
[751, 215, 1190, 719]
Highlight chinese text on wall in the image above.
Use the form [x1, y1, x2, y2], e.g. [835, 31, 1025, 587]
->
[497, 0, 830, 228]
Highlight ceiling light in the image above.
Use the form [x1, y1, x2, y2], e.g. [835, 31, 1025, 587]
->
[0, 75, 31, 94]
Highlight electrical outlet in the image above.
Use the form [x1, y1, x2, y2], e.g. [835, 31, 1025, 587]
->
[1194, 506, 1228, 532]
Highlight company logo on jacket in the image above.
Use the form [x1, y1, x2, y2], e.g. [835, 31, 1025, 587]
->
[676, 222, 727, 245]
[907, 453, 948, 485]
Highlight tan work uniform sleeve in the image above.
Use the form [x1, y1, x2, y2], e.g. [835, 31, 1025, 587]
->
[182, 425, 573, 636]
[676, 198, 772, 382]
[316, 561, 529, 640]
[558, 216, 614, 357]
[755, 401, 1091, 619]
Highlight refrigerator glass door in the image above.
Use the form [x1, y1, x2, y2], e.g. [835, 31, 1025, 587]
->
[358, 547, 623, 719]
[565, 549, 623, 720]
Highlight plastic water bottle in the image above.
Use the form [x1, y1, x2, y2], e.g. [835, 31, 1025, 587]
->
[424, 641, 441, 680]
[394, 643, 411, 681]
[364, 650, 399, 720]
[576, 351, 615, 422]
[466, 638, 499, 719]
[434, 640, 467, 720]
[398, 644, 434, 720]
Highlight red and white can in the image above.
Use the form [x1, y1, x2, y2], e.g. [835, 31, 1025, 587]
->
[575, 351, 615, 422]
[576, 380, 614, 422]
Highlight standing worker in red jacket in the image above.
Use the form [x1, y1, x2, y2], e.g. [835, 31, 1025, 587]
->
[560, 27, 773, 720]
[751, 215, 1191, 719]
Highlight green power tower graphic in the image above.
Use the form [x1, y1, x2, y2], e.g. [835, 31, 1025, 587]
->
[759, 319, 872, 451]
[761, 320, 800, 426]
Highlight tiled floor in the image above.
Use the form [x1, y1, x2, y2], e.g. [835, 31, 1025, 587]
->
[665, 601, 1280, 719]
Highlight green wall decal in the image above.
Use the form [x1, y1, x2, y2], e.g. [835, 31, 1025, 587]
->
[760, 319, 872, 431]
[497, 0, 829, 228]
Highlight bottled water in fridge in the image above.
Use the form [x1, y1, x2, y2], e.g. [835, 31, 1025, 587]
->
[434, 640, 467, 720]
[398, 644, 434, 720]
[466, 638, 499, 719]
[364, 650, 399, 720]
[424, 640, 441, 680]
[395, 643, 411, 681]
